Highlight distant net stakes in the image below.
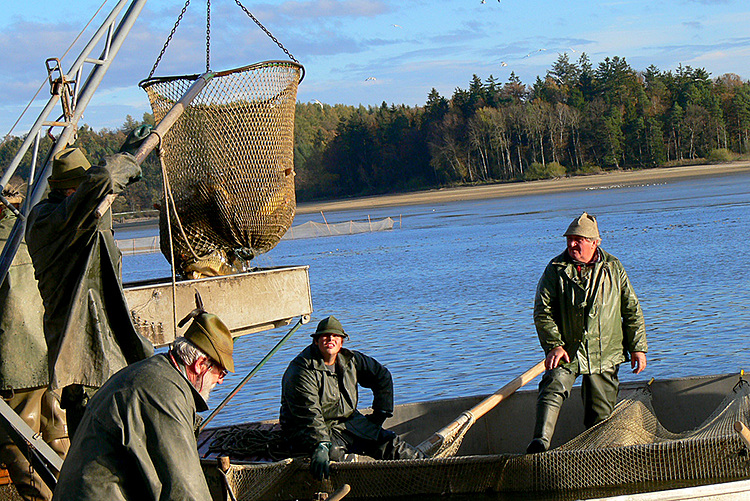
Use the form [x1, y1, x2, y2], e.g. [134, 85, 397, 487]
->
[116, 236, 160, 256]
[140, 61, 303, 278]
[282, 217, 396, 240]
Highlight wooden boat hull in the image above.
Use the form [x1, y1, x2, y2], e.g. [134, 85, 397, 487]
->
[198, 372, 750, 500]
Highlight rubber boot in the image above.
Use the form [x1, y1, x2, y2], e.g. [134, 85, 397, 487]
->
[0, 388, 52, 500]
[526, 403, 561, 454]
[40, 390, 69, 461]
[376, 430, 425, 460]
[0, 443, 52, 501]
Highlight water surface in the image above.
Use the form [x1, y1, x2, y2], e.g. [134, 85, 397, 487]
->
[120, 171, 750, 428]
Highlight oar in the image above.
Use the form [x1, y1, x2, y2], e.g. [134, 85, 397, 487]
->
[734, 421, 750, 449]
[327, 484, 351, 501]
[416, 359, 546, 457]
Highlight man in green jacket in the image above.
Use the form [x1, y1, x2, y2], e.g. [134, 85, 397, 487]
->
[0, 190, 68, 501]
[25, 143, 154, 437]
[52, 309, 234, 501]
[280, 316, 423, 481]
[527, 212, 647, 454]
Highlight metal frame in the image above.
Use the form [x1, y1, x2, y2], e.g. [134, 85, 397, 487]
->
[0, 0, 148, 289]
[0, 398, 63, 489]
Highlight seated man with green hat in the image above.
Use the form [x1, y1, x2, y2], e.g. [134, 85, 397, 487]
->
[25, 128, 154, 438]
[280, 315, 423, 481]
[53, 307, 234, 500]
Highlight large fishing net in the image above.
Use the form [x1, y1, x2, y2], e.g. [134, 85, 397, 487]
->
[201, 380, 750, 500]
[140, 61, 303, 278]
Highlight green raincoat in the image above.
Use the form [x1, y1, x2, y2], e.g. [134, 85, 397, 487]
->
[53, 354, 211, 500]
[534, 248, 647, 375]
[25, 153, 153, 390]
[0, 213, 48, 390]
[280, 343, 394, 452]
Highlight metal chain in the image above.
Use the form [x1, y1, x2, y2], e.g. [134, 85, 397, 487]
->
[232, 0, 299, 64]
[206, 0, 211, 71]
[149, 0, 298, 79]
[148, 0, 193, 79]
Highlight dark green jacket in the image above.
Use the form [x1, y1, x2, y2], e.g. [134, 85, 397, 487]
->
[25, 153, 153, 389]
[533, 248, 647, 374]
[0, 213, 48, 390]
[280, 344, 393, 451]
[53, 354, 211, 501]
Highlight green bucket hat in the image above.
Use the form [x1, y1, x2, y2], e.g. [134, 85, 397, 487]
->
[563, 212, 600, 240]
[184, 313, 235, 373]
[49, 147, 91, 190]
[311, 315, 349, 340]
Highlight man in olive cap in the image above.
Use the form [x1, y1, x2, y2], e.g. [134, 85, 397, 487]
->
[53, 309, 234, 500]
[25, 132, 154, 438]
[527, 212, 647, 454]
[280, 315, 423, 481]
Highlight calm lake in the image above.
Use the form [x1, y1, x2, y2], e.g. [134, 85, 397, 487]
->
[119, 169, 750, 429]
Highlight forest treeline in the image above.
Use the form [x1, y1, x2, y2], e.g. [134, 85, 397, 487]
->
[3, 53, 750, 211]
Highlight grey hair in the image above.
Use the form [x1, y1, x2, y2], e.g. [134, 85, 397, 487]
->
[170, 337, 208, 366]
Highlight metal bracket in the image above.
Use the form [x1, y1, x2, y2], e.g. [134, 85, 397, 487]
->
[0, 397, 63, 491]
[45, 58, 75, 122]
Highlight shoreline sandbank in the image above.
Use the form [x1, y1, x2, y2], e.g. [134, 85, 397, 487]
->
[295, 161, 750, 215]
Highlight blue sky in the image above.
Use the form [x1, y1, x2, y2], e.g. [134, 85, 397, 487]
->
[1, 0, 749, 136]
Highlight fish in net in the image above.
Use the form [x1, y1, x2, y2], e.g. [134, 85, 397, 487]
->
[141, 61, 303, 278]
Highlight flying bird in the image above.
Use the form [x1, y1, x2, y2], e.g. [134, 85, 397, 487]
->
[500, 61, 508, 67]
[392, 24, 401, 28]
[524, 48, 547, 58]
[365, 76, 377, 81]
[481, 0, 486, 3]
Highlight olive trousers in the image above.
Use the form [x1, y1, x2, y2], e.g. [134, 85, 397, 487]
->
[530, 365, 619, 451]
[328, 414, 423, 461]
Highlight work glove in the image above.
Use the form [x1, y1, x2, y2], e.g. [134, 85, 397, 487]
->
[366, 410, 389, 427]
[119, 124, 152, 156]
[310, 441, 331, 480]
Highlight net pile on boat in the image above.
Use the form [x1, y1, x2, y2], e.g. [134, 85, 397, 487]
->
[140, 61, 302, 278]
[501, 380, 750, 493]
[203, 381, 750, 500]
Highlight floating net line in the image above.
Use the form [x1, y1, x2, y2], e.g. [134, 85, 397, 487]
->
[116, 217, 395, 256]
[116, 236, 160, 256]
[282, 217, 395, 240]
[202, 381, 750, 500]
[140, 61, 303, 278]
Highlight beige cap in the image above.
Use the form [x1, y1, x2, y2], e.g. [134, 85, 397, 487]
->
[563, 212, 600, 240]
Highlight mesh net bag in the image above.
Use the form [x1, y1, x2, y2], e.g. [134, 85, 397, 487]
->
[140, 61, 303, 277]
